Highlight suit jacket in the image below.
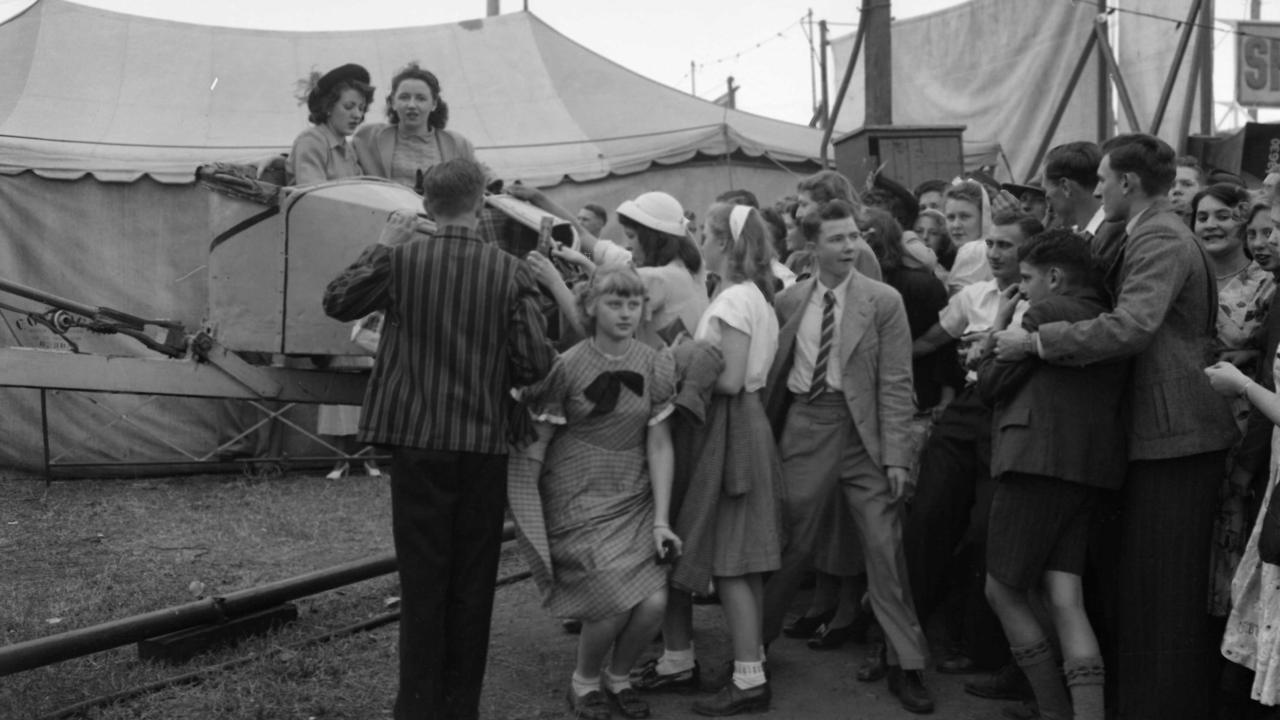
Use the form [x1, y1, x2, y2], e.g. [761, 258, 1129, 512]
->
[322, 225, 556, 454]
[977, 288, 1128, 489]
[351, 123, 480, 183]
[764, 270, 915, 470]
[1036, 202, 1238, 460]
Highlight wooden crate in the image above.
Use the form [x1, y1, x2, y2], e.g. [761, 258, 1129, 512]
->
[833, 125, 965, 191]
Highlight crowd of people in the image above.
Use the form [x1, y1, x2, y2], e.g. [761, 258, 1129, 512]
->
[300, 59, 1280, 720]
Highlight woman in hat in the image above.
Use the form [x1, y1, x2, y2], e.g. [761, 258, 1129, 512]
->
[353, 62, 483, 192]
[288, 63, 381, 479]
[287, 63, 374, 186]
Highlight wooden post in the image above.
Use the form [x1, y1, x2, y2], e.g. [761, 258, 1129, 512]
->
[691, 60, 696, 96]
[1149, 0, 1203, 135]
[1198, 0, 1214, 134]
[808, 8, 817, 115]
[486, 0, 499, 16]
[819, 20, 830, 130]
[1179, 15, 1205, 152]
[864, 0, 892, 125]
[1093, 17, 1142, 133]
[1252, 0, 1261, 120]
[1097, 0, 1110, 142]
[820, 18, 866, 164]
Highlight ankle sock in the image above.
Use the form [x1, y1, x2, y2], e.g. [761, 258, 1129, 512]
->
[604, 669, 632, 693]
[1011, 638, 1071, 720]
[571, 671, 600, 697]
[732, 660, 767, 690]
[654, 645, 695, 675]
[1063, 656, 1105, 720]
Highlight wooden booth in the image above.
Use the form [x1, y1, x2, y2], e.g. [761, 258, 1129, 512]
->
[833, 125, 965, 191]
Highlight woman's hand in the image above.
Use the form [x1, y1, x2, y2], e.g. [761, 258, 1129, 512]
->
[505, 182, 545, 205]
[653, 524, 683, 560]
[552, 244, 595, 271]
[990, 189, 1021, 217]
[1204, 361, 1251, 397]
[1219, 349, 1260, 369]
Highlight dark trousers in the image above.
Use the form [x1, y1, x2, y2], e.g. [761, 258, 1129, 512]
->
[1113, 451, 1224, 720]
[390, 448, 508, 720]
[902, 386, 1009, 669]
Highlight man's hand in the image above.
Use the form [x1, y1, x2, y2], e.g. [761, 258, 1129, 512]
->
[993, 327, 1031, 361]
[887, 466, 914, 502]
[505, 182, 545, 205]
[990, 189, 1021, 217]
[994, 284, 1021, 331]
[378, 209, 423, 247]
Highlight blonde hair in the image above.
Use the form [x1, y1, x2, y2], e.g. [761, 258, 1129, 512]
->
[576, 264, 646, 336]
[706, 202, 777, 301]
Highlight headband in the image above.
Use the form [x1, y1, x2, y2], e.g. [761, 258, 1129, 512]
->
[729, 205, 752, 244]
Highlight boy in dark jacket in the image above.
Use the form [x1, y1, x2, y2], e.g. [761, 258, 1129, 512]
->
[976, 230, 1128, 720]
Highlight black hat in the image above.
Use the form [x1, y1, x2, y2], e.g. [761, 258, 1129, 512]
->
[307, 63, 371, 115]
[1001, 181, 1046, 198]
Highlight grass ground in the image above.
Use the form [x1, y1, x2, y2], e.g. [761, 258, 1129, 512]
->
[0, 473, 996, 720]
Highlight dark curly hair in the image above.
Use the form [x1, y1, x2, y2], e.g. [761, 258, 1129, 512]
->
[385, 62, 449, 130]
[307, 79, 374, 126]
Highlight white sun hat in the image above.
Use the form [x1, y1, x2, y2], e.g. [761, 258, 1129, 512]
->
[616, 191, 688, 237]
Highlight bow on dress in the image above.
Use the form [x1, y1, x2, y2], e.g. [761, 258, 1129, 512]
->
[584, 371, 645, 416]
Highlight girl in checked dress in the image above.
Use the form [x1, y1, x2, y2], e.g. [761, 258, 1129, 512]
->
[526, 265, 681, 720]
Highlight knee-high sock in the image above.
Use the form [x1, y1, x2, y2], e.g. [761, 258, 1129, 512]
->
[1063, 656, 1105, 720]
[1012, 639, 1071, 720]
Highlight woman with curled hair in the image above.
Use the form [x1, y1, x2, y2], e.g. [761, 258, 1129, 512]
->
[353, 62, 483, 191]
[287, 62, 380, 478]
[1195, 182, 1278, 618]
[287, 63, 374, 186]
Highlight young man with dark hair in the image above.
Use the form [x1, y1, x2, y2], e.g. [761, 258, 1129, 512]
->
[995, 133, 1238, 719]
[763, 197, 932, 714]
[904, 210, 1043, 696]
[323, 157, 557, 720]
[1042, 142, 1104, 237]
[796, 169, 859, 217]
[795, 199, 881, 282]
[1169, 154, 1206, 225]
[976, 229, 1126, 720]
[576, 203, 608, 237]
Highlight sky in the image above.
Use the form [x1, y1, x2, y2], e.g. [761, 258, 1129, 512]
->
[0, 0, 1277, 128]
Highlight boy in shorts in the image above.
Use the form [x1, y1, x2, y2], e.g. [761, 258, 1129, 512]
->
[975, 230, 1127, 720]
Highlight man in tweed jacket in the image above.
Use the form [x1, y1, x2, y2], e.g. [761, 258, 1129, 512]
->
[323, 159, 555, 720]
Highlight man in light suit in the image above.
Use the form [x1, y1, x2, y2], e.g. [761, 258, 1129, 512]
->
[995, 134, 1238, 720]
[762, 199, 933, 714]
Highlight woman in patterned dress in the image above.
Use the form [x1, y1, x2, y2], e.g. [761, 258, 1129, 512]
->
[1194, 184, 1278, 616]
[527, 265, 681, 720]
[1206, 355, 1280, 709]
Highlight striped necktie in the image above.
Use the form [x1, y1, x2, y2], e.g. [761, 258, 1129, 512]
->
[809, 290, 836, 400]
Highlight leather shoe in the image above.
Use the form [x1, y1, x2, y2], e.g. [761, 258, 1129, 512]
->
[887, 667, 935, 714]
[691, 682, 771, 716]
[964, 663, 1032, 701]
[782, 608, 835, 638]
[631, 658, 700, 692]
[856, 641, 888, 682]
[566, 687, 611, 720]
[604, 686, 651, 719]
[806, 622, 857, 650]
[937, 650, 981, 674]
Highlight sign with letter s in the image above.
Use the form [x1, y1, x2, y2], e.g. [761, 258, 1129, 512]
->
[1239, 21, 1280, 107]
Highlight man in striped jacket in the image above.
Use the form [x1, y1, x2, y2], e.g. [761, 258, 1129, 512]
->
[323, 158, 555, 720]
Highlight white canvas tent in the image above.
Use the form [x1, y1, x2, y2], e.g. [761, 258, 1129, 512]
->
[0, 0, 823, 472]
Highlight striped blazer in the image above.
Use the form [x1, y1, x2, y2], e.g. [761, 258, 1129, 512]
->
[322, 225, 556, 454]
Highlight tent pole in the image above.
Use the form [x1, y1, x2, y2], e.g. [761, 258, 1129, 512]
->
[819, 20, 830, 130]
[1096, 0, 1110, 142]
[1149, 0, 1203, 134]
[1026, 30, 1099, 182]
[1093, 17, 1141, 133]
[1198, 0, 1214, 134]
[1178, 22, 1205, 153]
[820, 18, 865, 164]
